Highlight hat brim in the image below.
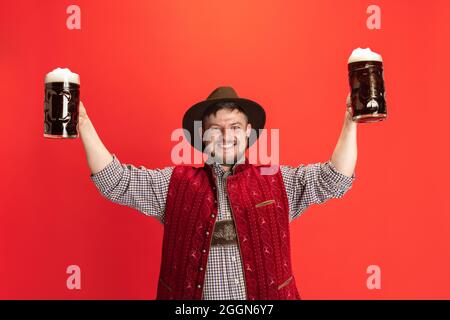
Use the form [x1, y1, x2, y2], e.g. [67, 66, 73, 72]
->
[182, 97, 266, 152]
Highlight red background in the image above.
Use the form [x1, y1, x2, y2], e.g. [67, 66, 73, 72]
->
[0, 0, 449, 299]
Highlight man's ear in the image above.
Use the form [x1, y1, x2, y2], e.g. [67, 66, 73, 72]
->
[246, 123, 252, 138]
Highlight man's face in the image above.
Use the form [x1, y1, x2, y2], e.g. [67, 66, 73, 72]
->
[201, 108, 251, 165]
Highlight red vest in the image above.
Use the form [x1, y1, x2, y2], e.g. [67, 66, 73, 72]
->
[156, 161, 301, 300]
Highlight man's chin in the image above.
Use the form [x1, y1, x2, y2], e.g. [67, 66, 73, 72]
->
[207, 146, 246, 165]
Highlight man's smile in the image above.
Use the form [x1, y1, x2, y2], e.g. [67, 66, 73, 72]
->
[216, 141, 237, 150]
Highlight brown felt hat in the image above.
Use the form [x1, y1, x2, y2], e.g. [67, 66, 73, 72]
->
[182, 86, 266, 152]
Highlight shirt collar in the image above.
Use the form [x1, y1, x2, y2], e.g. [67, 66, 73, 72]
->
[205, 155, 248, 176]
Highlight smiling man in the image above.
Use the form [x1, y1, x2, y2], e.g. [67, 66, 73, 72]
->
[81, 86, 357, 300]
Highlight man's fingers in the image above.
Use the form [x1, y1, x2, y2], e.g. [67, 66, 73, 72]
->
[346, 94, 353, 117]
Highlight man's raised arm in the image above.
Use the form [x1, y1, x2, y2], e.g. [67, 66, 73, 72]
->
[330, 94, 358, 178]
[281, 94, 357, 222]
[78, 101, 173, 223]
[78, 101, 114, 174]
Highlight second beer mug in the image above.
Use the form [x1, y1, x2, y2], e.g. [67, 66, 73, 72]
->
[44, 67, 80, 138]
[348, 48, 387, 123]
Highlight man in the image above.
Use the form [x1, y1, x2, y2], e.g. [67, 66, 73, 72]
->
[79, 86, 357, 300]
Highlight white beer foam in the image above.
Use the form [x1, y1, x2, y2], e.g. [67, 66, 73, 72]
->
[45, 67, 80, 84]
[348, 47, 382, 63]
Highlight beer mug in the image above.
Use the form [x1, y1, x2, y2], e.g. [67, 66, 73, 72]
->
[44, 68, 80, 138]
[348, 48, 387, 123]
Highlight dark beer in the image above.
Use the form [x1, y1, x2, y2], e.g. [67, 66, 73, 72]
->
[44, 68, 80, 138]
[348, 48, 387, 123]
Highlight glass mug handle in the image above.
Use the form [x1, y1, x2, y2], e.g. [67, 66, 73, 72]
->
[58, 89, 72, 121]
[367, 70, 380, 112]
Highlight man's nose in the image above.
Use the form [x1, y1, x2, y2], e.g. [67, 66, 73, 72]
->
[221, 129, 235, 140]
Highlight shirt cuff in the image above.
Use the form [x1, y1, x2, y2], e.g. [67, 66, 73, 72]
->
[89, 153, 124, 194]
[321, 160, 356, 191]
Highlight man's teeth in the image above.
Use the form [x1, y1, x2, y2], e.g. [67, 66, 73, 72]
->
[219, 143, 235, 148]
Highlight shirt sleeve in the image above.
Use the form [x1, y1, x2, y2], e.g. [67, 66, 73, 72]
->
[280, 161, 356, 222]
[89, 153, 174, 224]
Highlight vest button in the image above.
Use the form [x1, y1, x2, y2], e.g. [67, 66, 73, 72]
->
[197, 284, 202, 289]
[211, 213, 215, 218]
[206, 231, 210, 235]
[199, 267, 204, 271]
[202, 249, 206, 253]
